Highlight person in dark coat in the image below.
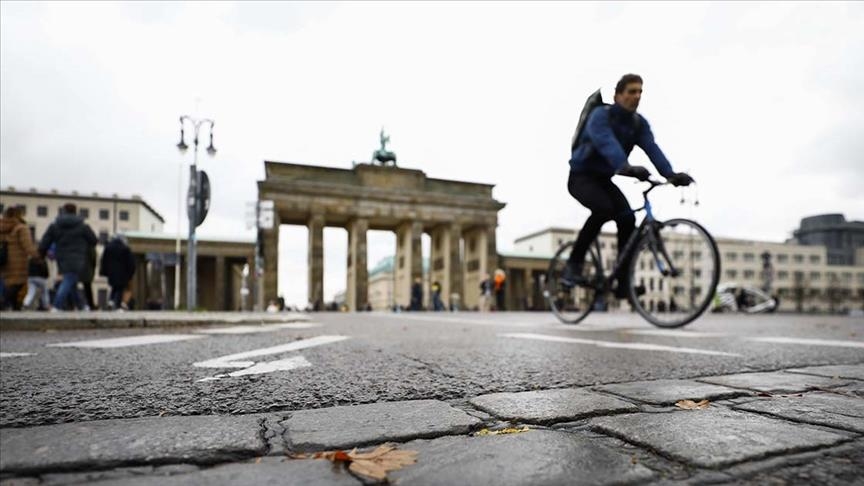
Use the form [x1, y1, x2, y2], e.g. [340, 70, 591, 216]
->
[38, 203, 97, 311]
[410, 277, 423, 311]
[100, 234, 136, 310]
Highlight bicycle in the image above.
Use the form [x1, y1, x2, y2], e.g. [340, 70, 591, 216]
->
[544, 179, 720, 328]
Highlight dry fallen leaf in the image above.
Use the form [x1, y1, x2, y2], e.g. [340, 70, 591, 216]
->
[675, 399, 710, 410]
[474, 426, 531, 436]
[299, 444, 417, 481]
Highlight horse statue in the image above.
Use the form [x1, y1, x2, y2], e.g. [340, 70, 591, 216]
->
[372, 128, 397, 166]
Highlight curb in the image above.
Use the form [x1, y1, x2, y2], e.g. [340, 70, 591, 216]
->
[0, 312, 311, 331]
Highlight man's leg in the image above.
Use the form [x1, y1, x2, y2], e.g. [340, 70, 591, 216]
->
[565, 172, 618, 281]
[53, 273, 80, 310]
[23, 278, 39, 309]
[604, 180, 638, 298]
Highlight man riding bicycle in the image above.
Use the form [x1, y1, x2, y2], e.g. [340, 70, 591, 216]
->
[561, 74, 694, 299]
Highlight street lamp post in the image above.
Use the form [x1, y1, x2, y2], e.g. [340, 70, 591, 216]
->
[176, 115, 216, 311]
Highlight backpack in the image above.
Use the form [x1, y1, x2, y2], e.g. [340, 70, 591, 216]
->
[570, 89, 642, 152]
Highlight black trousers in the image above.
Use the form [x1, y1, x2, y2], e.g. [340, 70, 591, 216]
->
[567, 172, 636, 285]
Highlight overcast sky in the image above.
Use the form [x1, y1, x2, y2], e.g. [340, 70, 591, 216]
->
[2, 1, 862, 307]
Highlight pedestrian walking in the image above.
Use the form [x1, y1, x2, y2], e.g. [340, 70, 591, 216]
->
[38, 203, 97, 311]
[478, 273, 492, 312]
[0, 206, 40, 310]
[100, 234, 136, 310]
[431, 281, 445, 311]
[22, 255, 51, 310]
[77, 244, 97, 310]
[410, 277, 423, 311]
[494, 268, 507, 311]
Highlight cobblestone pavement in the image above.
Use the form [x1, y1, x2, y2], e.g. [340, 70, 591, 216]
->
[1, 312, 862, 484]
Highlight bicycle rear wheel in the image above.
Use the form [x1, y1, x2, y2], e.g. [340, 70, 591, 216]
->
[545, 240, 603, 325]
[628, 218, 720, 328]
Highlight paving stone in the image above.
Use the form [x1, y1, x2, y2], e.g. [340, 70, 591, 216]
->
[786, 364, 864, 381]
[0, 414, 266, 474]
[83, 458, 359, 486]
[591, 408, 848, 468]
[734, 392, 864, 433]
[389, 429, 654, 486]
[469, 388, 637, 424]
[594, 379, 748, 405]
[697, 371, 852, 394]
[284, 399, 481, 451]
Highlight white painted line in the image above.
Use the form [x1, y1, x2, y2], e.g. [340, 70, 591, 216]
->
[194, 335, 350, 368]
[47, 334, 206, 349]
[373, 313, 551, 328]
[197, 356, 312, 382]
[500, 332, 741, 357]
[195, 323, 321, 335]
[747, 337, 864, 349]
[0, 352, 35, 358]
[624, 329, 729, 338]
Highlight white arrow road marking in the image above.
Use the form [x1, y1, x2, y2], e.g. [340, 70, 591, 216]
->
[0, 352, 35, 358]
[500, 332, 741, 357]
[195, 322, 321, 335]
[197, 356, 313, 382]
[747, 337, 864, 349]
[194, 334, 349, 369]
[47, 334, 206, 349]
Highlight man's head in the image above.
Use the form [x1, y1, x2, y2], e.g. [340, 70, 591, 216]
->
[614, 73, 643, 113]
[63, 203, 77, 215]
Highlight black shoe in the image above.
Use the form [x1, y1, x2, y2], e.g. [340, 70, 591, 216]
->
[559, 264, 586, 289]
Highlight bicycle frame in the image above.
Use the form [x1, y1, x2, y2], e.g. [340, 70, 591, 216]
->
[589, 180, 679, 288]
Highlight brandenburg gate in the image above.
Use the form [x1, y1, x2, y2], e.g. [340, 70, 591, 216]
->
[257, 160, 506, 311]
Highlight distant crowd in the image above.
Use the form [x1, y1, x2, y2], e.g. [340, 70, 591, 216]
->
[0, 203, 136, 312]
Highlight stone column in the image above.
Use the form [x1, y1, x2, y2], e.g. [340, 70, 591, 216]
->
[215, 255, 226, 310]
[430, 222, 462, 310]
[262, 212, 281, 307]
[395, 221, 423, 309]
[346, 217, 369, 311]
[307, 213, 325, 310]
[462, 225, 497, 310]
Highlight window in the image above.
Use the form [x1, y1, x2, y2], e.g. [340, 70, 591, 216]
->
[778, 271, 789, 280]
[557, 238, 562, 246]
[79, 208, 90, 219]
[691, 251, 702, 260]
[809, 272, 820, 281]
[776, 254, 788, 263]
[794, 254, 804, 263]
[725, 252, 737, 261]
[0, 203, 4, 213]
[673, 250, 685, 260]
[809, 255, 821, 264]
[37, 206, 48, 217]
[726, 269, 737, 279]
[694, 269, 702, 278]
[99, 209, 110, 220]
[119, 210, 129, 221]
[743, 253, 755, 262]
[659, 279, 664, 291]
[857, 273, 864, 285]
[842, 272, 852, 283]
[17, 204, 26, 216]
[743, 270, 755, 279]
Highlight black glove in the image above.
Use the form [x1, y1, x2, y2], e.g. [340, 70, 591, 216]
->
[667, 172, 695, 187]
[618, 165, 651, 181]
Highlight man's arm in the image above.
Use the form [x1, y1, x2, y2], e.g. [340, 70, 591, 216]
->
[83, 225, 98, 246]
[636, 117, 675, 178]
[38, 224, 55, 256]
[584, 107, 628, 171]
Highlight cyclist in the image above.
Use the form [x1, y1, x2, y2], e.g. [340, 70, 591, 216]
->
[561, 74, 694, 299]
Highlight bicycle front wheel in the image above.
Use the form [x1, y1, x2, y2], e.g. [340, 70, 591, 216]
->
[545, 240, 603, 325]
[628, 218, 720, 328]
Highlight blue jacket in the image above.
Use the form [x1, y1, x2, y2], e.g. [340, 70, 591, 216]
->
[569, 103, 674, 178]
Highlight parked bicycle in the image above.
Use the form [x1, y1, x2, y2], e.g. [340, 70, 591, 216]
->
[545, 179, 720, 328]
